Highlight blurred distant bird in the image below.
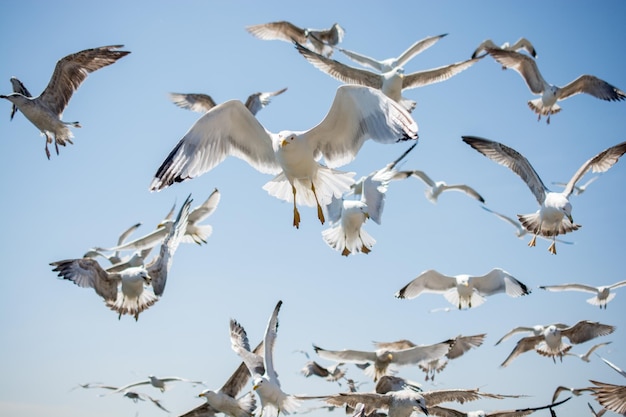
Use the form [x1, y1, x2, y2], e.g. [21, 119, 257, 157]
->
[495, 323, 569, 346]
[471, 38, 537, 60]
[246, 21, 345, 57]
[336, 34, 448, 72]
[375, 375, 422, 394]
[500, 320, 615, 367]
[77, 383, 169, 412]
[552, 385, 594, 403]
[295, 42, 479, 113]
[230, 301, 300, 417]
[107, 375, 204, 395]
[322, 143, 416, 256]
[589, 380, 626, 415]
[567, 341, 612, 362]
[313, 338, 453, 382]
[428, 397, 571, 417]
[51, 195, 192, 320]
[552, 176, 600, 196]
[169, 88, 287, 115]
[1, 45, 130, 158]
[300, 361, 347, 383]
[150, 85, 418, 229]
[539, 280, 626, 309]
[395, 268, 530, 309]
[462, 136, 626, 254]
[7, 76, 32, 120]
[485, 48, 625, 123]
[389, 168, 484, 204]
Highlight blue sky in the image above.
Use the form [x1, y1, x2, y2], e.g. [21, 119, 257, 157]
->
[1, 1, 625, 416]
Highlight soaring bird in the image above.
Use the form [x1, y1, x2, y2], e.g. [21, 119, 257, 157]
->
[246, 21, 345, 57]
[539, 280, 626, 309]
[230, 301, 300, 417]
[471, 38, 537, 60]
[500, 320, 615, 367]
[295, 41, 479, 113]
[106, 374, 204, 394]
[76, 383, 169, 412]
[336, 34, 448, 73]
[389, 168, 484, 204]
[485, 48, 625, 123]
[395, 268, 530, 309]
[150, 85, 418, 229]
[495, 323, 569, 346]
[50, 195, 192, 320]
[462, 136, 626, 254]
[1, 45, 130, 158]
[169, 87, 287, 115]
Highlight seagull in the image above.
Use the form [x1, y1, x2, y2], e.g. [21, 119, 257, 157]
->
[495, 323, 570, 346]
[375, 375, 422, 394]
[8, 76, 32, 120]
[566, 341, 612, 362]
[169, 88, 288, 115]
[77, 383, 169, 412]
[1, 45, 130, 158]
[336, 34, 448, 73]
[417, 334, 486, 381]
[50, 195, 192, 320]
[589, 380, 626, 415]
[83, 222, 142, 265]
[246, 21, 345, 57]
[462, 136, 626, 254]
[106, 375, 204, 395]
[300, 361, 347, 383]
[295, 42, 480, 112]
[322, 143, 417, 256]
[395, 268, 530, 309]
[480, 206, 574, 245]
[150, 84, 418, 229]
[539, 280, 626, 309]
[485, 48, 625, 123]
[552, 385, 594, 403]
[389, 169, 484, 204]
[312, 338, 453, 382]
[230, 301, 300, 417]
[179, 342, 264, 417]
[552, 175, 600, 196]
[500, 320, 615, 367]
[427, 397, 571, 417]
[471, 38, 537, 60]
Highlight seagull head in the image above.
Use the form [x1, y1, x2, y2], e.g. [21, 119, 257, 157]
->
[279, 131, 297, 148]
[411, 394, 429, 415]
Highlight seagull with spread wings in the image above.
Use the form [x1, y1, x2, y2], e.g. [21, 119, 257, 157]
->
[462, 136, 626, 254]
[1, 45, 130, 158]
[539, 280, 626, 309]
[150, 85, 417, 229]
[246, 21, 345, 57]
[76, 383, 169, 412]
[105, 374, 204, 395]
[485, 48, 625, 123]
[169, 88, 287, 115]
[495, 323, 569, 346]
[471, 38, 537, 60]
[390, 168, 484, 204]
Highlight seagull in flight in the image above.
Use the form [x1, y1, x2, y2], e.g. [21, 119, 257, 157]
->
[485, 48, 625, 123]
[1, 45, 130, 158]
[495, 323, 569, 346]
[471, 38, 537, 60]
[105, 375, 204, 395]
[390, 168, 484, 204]
[566, 342, 612, 362]
[539, 280, 626, 309]
[462, 136, 626, 254]
[76, 383, 169, 412]
[246, 21, 345, 57]
[552, 175, 600, 196]
[169, 88, 287, 115]
[150, 85, 418, 229]
[395, 268, 530, 309]
[336, 34, 448, 73]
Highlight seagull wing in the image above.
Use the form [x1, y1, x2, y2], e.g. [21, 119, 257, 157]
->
[446, 334, 486, 359]
[395, 34, 448, 68]
[598, 355, 626, 378]
[589, 380, 626, 415]
[230, 319, 265, 378]
[558, 75, 626, 102]
[323, 392, 391, 414]
[336, 47, 387, 72]
[263, 301, 283, 386]
[313, 345, 377, 364]
[539, 283, 599, 294]
[406, 170, 436, 187]
[562, 141, 626, 198]
[390, 340, 452, 366]
[402, 58, 479, 90]
[510, 37, 538, 58]
[50, 258, 119, 302]
[9, 77, 32, 119]
[246, 21, 307, 44]
[304, 84, 417, 168]
[39, 45, 130, 115]
[147, 194, 192, 296]
[117, 222, 142, 247]
[150, 100, 281, 191]
[422, 388, 499, 406]
[244, 87, 288, 115]
[481, 206, 524, 233]
[188, 188, 221, 225]
[470, 268, 530, 297]
[441, 184, 485, 202]
[495, 326, 539, 346]
[395, 269, 459, 299]
[500, 334, 544, 367]
[169, 93, 218, 113]
[426, 405, 466, 417]
[97, 227, 169, 252]
[462, 136, 548, 205]
[562, 320, 615, 345]
[220, 341, 264, 397]
[486, 48, 547, 94]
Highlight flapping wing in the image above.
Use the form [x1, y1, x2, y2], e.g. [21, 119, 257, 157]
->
[246, 21, 307, 44]
[50, 258, 118, 301]
[313, 345, 377, 364]
[395, 34, 448, 68]
[391, 341, 452, 366]
[395, 269, 458, 299]
[486, 48, 547, 94]
[558, 75, 626, 102]
[446, 334, 486, 359]
[471, 268, 530, 297]
[563, 320, 615, 345]
[230, 319, 265, 378]
[220, 341, 264, 397]
[539, 283, 599, 294]
[590, 380, 626, 415]
[402, 57, 480, 90]
[263, 301, 283, 386]
[188, 188, 221, 225]
[322, 392, 391, 414]
[336, 47, 387, 72]
[500, 335, 544, 367]
[169, 93, 218, 113]
[150, 100, 280, 191]
[244, 87, 288, 115]
[9, 77, 32, 119]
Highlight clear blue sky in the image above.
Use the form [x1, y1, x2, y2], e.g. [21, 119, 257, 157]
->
[1, 1, 625, 416]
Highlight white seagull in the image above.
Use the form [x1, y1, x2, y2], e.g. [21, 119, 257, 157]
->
[246, 21, 345, 57]
[106, 374, 204, 395]
[485, 48, 625, 123]
[150, 84, 418, 229]
[395, 268, 530, 309]
[1, 45, 130, 158]
[389, 169, 484, 204]
[462, 136, 626, 254]
[566, 342, 612, 362]
[539, 280, 626, 309]
[552, 175, 600, 196]
[169, 88, 287, 115]
[500, 320, 615, 367]
[50, 195, 192, 320]
[230, 301, 300, 417]
[336, 34, 448, 73]
[313, 338, 453, 382]
[295, 42, 479, 113]
[495, 323, 569, 346]
[471, 38, 537, 60]
[322, 143, 417, 256]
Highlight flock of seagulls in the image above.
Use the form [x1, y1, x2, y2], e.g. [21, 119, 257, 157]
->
[3, 14, 623, 417]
